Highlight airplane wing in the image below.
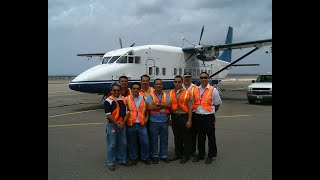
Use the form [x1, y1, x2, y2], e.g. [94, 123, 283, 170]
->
[214, 39, 272, 51]
[77, 53, 105, 57]
[182, 38, 272, 53]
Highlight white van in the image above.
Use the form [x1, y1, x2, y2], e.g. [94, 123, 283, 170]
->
[247, 72, 272, 104]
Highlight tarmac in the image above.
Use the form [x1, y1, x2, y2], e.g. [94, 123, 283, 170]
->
[48, 75, 272, 180]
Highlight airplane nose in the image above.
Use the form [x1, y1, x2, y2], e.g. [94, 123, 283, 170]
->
[69, 82, 80, 91]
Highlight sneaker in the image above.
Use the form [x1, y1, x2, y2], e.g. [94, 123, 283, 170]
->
[119, 161, 131, 166]
[107, 165, 115, 171]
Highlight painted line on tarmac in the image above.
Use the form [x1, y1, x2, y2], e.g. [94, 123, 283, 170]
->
[48, 109, 100, 118]
[48, 122, 103, 128]
[217, 114, 252, 118]
[48, 114, 252, 128]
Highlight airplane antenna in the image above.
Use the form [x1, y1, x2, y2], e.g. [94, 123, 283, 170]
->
[119, 37, 123, 49]
[183, 37, 195, 46]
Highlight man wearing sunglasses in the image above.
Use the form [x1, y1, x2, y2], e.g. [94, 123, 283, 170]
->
[169, 75, 194, 164]
[182, 71, 201, 158]
[104, 83, 131, 171]
[193, 72, 222, 164]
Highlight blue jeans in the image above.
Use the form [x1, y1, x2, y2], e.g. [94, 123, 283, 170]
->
[106, 122, 127, 166]
[149, 121, 168, 159]
[126, 123, 150, 160]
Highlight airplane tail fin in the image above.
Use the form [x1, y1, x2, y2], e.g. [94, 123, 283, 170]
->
[218, 26, 233, 62]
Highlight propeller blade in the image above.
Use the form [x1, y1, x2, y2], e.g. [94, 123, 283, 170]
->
[130, 43, 135, 47]
[198, 26, 204, 45]
[119, 37, 123, 48]
[185, 52, 196, 62]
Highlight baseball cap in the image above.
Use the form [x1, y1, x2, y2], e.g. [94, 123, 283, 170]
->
[183, 71, 192, 77]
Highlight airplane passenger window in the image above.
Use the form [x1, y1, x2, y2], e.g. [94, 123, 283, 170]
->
[174, 68, 177, 75]
[156, 67, 159, 76]
[162, 68, 166, 76]
[184, 69, 186, 74]
[128, 57, 134, 63]
[102, 57, 111, 64]
[197, 69, 200, 76]
[193, 69, 196, 76]
[208, 70, 210, 75]
[179, 68, 182, 75]
[116, 56, 127, 63]
[149, 67, 153, 76]
[108, 56, 120, 64]
[135, 57, 141, 64]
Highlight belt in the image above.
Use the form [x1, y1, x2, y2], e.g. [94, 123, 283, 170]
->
[172, 113, 187, 116]
[195, 113, 214, 116]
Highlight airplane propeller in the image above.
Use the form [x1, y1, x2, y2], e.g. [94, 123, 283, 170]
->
[185, 26, 205, 62]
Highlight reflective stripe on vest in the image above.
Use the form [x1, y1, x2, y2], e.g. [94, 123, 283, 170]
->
[169, 89, 190, 113]
[108, 95, 126, 121]
[190, 86, 200, 110]
[200, 86, 214, 112]
[139, 86, 154, 99]
[149, 92, 170, 114]
[127, 95, 146, 126]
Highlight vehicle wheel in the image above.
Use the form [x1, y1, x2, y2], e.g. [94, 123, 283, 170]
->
[248, 99, 255, 104]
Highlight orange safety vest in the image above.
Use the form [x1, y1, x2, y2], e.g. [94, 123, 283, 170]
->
[188, 86, 200, 110]
[139, 86, 154, 99]
[126, 95, 147, 126]
[200, 86, 215, 112]
[149, 92, 170, 114]
[169, 89, 191, 113]
[108, 95, 127, 122]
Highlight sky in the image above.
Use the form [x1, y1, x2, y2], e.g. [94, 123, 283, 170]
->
[48, 0, 272, 76]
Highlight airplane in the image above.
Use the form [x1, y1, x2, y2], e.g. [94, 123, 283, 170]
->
[69, 26, 272, 95]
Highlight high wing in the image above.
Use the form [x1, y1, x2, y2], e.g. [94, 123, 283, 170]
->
[214, 39, 272, 51]
[77, 53, 105, 57]
[182, 38, 272, 54]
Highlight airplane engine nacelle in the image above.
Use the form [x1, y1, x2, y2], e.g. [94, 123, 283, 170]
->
[197, 49, 219, 61]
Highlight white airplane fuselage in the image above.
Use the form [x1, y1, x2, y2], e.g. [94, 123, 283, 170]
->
[69, 45, 230, 94]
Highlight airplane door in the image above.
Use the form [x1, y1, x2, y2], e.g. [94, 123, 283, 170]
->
[146, 59, 155, 78]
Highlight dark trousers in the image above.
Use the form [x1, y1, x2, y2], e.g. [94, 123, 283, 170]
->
[191, 112, 198, 154]
[171, 113, 192, 158]
[195, 113, 217, 158]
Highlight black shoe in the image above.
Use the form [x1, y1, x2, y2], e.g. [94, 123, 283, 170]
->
[180, 157, 190, 164]
[152, 157, 159, 164]
[131, 159, 138, 165]
[191, 152, 197, 157]
[192, 155, 204, 162]
[141, 159, 151, 165]
[160, 158, 170, 163]
[107, 165, 115, 171]
[169, 155, 182, 161]
[205, 157, 213, 164]
[119, 161, 131, 166]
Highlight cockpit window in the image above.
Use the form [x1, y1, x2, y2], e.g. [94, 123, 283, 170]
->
[102, 57, 111, 64]
[116, 56, 127, 63]
[108, 56, 120, 64]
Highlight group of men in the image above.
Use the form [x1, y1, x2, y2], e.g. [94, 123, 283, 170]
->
[104, 72, 222, 171]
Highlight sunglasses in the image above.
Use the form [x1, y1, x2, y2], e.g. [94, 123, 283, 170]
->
[113, 89, 120, 92]
[200, 77, 208, 79]
[174, 81, 182, 83]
